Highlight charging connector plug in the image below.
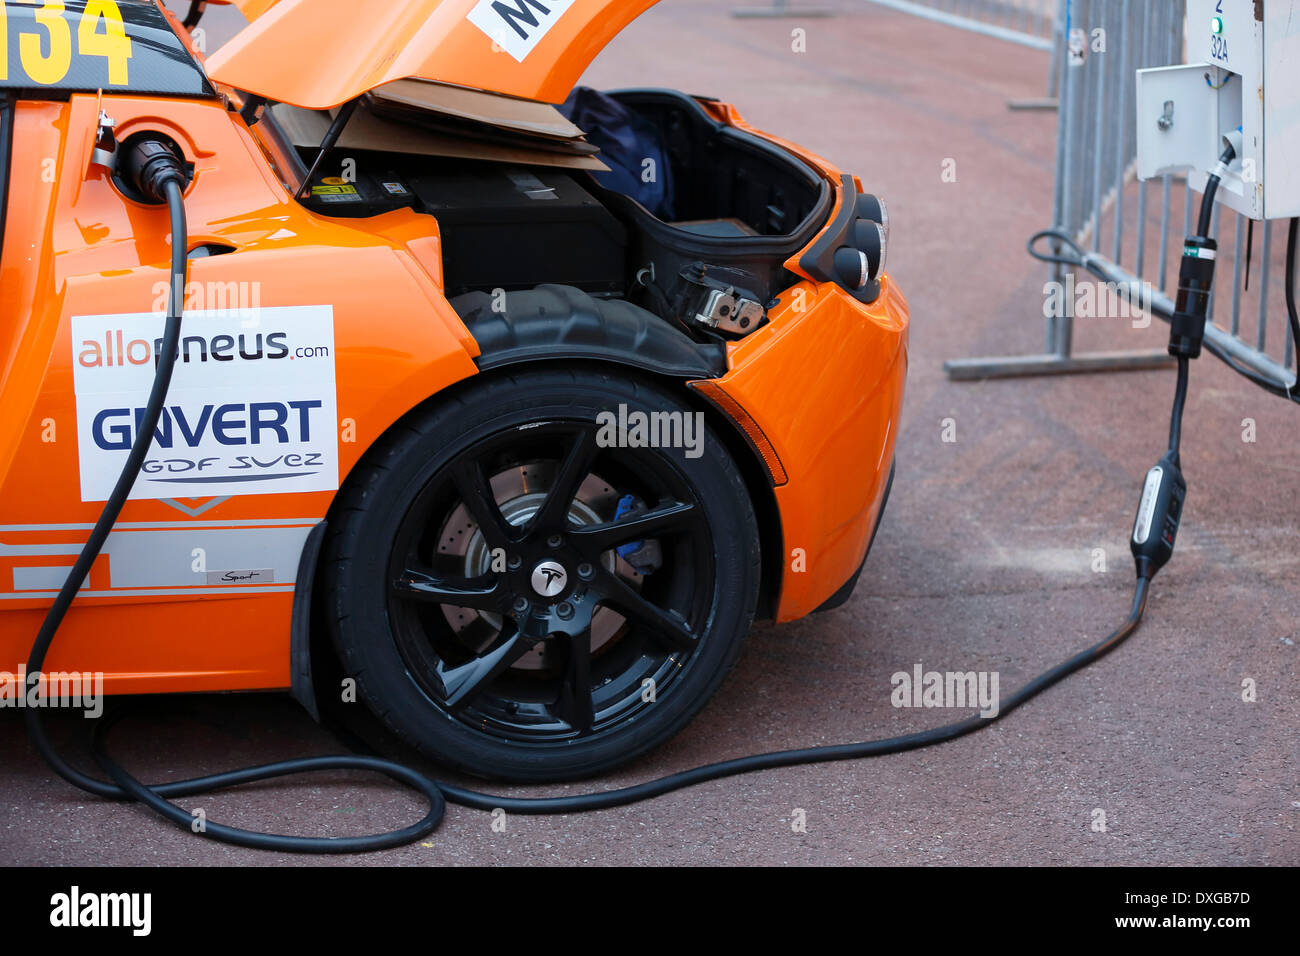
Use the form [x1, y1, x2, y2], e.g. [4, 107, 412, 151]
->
[119, 138, 189, 204]
[1168, 237, 1218, 359]
[1168, 139, 1239, 359]
[1130, 451, 1186, 580]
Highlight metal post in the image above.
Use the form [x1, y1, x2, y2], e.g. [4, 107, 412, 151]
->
[859, 0, 1054, 49]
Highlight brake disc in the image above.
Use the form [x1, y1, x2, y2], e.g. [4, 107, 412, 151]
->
[435, 461, 641, 670]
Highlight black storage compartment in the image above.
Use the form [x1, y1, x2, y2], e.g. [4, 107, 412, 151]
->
[408, 166, 627, 296]
[605, 89, 828, 238]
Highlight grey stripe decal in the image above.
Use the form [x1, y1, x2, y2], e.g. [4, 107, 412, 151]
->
[0, 519, 322, 531]
[0, 544, 83, 557]
[13, 566, 81, 591]
[2, 526, 315, 590]
[0, 586, 292, 599]
[106, 526, 313, 588]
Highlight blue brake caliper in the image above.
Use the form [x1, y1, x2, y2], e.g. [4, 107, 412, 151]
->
[614, 494, 663, 575]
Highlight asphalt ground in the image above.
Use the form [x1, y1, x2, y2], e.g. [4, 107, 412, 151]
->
[1, 0, 1296, 867]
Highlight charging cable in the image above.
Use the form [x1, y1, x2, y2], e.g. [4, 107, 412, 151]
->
[24, 142, 1209, 854]
[24, 140, 447, 852]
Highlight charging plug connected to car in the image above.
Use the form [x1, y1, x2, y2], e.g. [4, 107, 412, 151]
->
[21, 136, 1239, 853]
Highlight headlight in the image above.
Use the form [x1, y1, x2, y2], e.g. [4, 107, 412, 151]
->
[852, 219, 887, 281]
[854, 193, 888, 282]
[833, 246, 871, 289]
[856, 193, 888, 236]
[800, 182, 890, 296]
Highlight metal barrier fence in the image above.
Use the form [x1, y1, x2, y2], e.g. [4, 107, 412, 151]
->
[859, 0, 1058, 50]
[733, 0, 834, 18]
[945, 0, 1297, 393]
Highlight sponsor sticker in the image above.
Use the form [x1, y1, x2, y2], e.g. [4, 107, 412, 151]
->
[71, 305, 339, 502]
[466, 0, 575, 63]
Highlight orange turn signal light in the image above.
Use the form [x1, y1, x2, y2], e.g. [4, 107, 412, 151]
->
[688, 380, 788, 486]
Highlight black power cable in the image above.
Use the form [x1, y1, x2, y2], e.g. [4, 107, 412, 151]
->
[24, 145, 447, 852]
[1286, 217, 1300, 370]
[27, 144, 1198, 855]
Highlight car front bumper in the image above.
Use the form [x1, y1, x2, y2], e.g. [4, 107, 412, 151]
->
[708, 274, 909, 622]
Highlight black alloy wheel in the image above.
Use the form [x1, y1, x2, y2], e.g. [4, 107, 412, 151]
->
[322, 367, 761, 781]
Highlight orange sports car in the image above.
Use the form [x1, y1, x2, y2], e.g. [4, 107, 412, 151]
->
[0, 0, 907, 780]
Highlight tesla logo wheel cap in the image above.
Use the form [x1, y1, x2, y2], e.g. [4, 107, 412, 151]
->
[531, 561, 568, 597]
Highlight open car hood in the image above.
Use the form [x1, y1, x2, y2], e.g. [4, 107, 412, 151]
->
[204, 0, 660, 109]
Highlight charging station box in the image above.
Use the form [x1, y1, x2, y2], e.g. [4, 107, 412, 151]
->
[1136, 0, 1300, 221]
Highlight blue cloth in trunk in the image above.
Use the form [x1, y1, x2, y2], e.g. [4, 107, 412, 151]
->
[560, 87, 675, 220]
